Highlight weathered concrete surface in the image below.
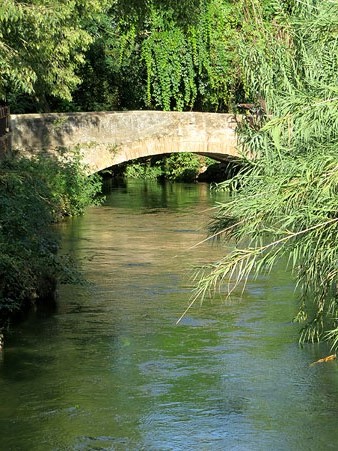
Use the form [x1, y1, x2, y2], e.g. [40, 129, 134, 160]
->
[11, 111, 239, 174]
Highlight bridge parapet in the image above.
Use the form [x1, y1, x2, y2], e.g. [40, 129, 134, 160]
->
[11, 111, 239, 174]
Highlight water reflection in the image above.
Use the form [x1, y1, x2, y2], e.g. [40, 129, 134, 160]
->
[1, 180, 338, 450]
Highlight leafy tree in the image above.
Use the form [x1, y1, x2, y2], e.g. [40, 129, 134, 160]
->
[134, 0, 242, 111]
[2, 0, 243, 112]
[0, 0, 108, 111]
[195, 0, 338, 347]
[70, 0, 242, 112]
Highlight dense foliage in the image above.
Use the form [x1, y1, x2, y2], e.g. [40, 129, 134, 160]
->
[0, 155, 102, 326]
[196, 0, 338, 347]
[78, 0, 242, 112]
[123, 153, 210, 182]
[139, 0, 240, 111]
[1, 0, 243, 113]
[0, 0, 108, 111]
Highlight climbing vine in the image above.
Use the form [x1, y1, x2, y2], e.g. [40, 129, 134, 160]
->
[116, 0, 241, 111]
[4, 0, 243, 113]
[141, 14, 196, 110]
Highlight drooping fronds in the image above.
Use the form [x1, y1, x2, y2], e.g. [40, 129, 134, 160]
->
[196, 0, 338, 347]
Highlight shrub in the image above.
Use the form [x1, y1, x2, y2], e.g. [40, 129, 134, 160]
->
[0, 153, 103, 326]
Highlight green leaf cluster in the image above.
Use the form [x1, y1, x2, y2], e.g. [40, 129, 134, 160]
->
[123, 153, 209, 182]
[1, 0, 245, 113]
[66, 0, 243, 112]
[0, 0, 108, 109]
[196, 0, 338, 347]
[137, 0, 241, 111]
[0, 154, 103, 326]
[161, 153, 204, 181]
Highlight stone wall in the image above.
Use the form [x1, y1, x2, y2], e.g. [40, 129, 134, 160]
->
[11, 111, 239, 174]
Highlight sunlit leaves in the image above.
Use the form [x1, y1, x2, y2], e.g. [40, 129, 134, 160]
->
[0, 0, 108, 105]
[197, 0, 338, 347]
[115, 0, 241, 111]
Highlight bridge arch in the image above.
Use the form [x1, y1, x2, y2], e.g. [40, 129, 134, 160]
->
[11, 111, 239, 174]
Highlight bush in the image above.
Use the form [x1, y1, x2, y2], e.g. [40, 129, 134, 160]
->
[124, 153, 212, 182]
[0, 154, 103, 326]
[162, 153, 205, 182]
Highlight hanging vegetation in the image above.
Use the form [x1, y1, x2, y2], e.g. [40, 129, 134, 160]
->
[88, 0, 242, 112]
[140, 0, 241, 111]
[195, 0, 338, 347]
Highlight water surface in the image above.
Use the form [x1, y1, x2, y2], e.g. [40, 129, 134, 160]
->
[1, 180, 338, 450]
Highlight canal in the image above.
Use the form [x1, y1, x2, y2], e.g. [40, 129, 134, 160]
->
[1, 180, 338, 450]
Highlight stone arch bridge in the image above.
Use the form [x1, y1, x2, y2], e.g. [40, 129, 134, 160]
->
[11, 111, 239, 174]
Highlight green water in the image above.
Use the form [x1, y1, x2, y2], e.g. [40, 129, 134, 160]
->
[1, 180, 338, 450]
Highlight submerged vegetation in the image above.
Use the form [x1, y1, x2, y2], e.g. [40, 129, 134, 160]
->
[0, 154, 102, 327]
[195, 0, 338, 348]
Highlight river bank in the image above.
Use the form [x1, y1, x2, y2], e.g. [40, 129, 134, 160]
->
[0, 154, 102, 335]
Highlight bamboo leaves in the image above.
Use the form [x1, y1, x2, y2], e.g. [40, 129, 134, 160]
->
[198, 0, 338, 347]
